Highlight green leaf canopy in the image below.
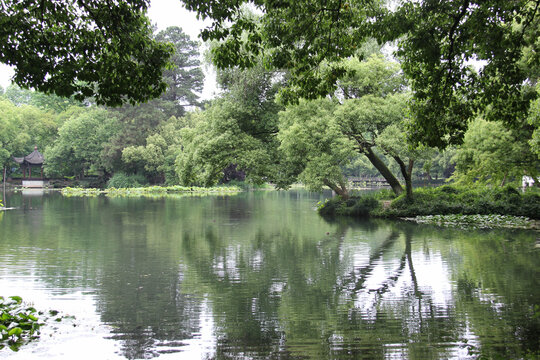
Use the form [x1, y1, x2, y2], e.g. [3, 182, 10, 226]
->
[181, 0, 539, 147]
[0, 0, 173, 106]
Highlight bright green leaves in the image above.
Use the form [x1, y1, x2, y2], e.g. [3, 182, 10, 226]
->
[0, 296, 73, 352]
[451, 118, 539, 186]
[0, 296, 42, 351]
[176, 99, 278, 186]
[43, 108, 120, 178]
[0, 97, 59, 169]
[175, 62, 283, 187]
[528, 86, 540, 158]
[277, 98, 355, 194]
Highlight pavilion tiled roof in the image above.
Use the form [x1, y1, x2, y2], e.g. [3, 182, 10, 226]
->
[13, 146, 44, 166]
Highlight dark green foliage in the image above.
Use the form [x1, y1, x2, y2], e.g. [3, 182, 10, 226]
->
[0, 0, 173, 106]
[175, 62, 284, 187]
[317, 197, 344, 216]
[181, 0, 539, 147]
[522, 191, 540, 218]
[438, 185, 459, 194]
[318, 195, 380, 217]
[368, 188, 397, 200]
[384, 185, 540, 219]
[154, 27, 204, 117]
[86, 177, 108, 189]
[107, 172, 148, 189]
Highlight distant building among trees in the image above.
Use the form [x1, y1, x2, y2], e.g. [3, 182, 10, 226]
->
[13, 146, 44, 179]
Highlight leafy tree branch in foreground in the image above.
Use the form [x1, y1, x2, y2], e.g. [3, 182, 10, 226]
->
[181, 0, 540, 148]
[0, 0, 173, 106]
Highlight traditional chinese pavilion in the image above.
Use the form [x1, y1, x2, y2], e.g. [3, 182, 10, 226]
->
[13, 146, 44, 179]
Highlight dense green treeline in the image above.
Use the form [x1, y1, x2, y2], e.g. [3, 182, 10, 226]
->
[1, 16, 539, 196]
[2, 59, 537, 195]
[1, 67, 538, 193]
[0, 25, 203, 187]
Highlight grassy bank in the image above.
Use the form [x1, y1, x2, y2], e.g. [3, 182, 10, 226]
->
[318, 185, 540, 227]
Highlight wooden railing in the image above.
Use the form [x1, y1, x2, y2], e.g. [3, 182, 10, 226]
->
[348, 177, 389, 187]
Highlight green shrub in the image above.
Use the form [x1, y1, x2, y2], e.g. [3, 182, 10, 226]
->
[384, 185, 540, 219]
[318, 196, 380, 217]
[370, 189, 396, 200]
[521, 192, 540, 218]
[438, 185, 459, 194]
[87, 177, 107, 189]
[349, 197, 380, 216]
[317, 197, 342, 216]
[107, 172, 148, 189]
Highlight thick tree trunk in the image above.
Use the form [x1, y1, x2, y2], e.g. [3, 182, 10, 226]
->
[364, 147, 404, 196]
[323, 179, 349, 199]
[393, 156, 414, 199]
[405, 159, 414, 199]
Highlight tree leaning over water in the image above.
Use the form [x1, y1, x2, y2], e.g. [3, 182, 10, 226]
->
[278, 55, 434, 198]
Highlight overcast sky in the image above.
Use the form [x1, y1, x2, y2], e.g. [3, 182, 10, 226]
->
[0, 0, 218, 99]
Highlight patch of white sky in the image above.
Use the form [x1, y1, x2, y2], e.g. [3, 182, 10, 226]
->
[0, 0, 220, 100]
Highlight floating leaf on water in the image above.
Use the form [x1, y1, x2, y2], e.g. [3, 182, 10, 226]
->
[8, 327, 22, 337]
[9, 296, 22, 304]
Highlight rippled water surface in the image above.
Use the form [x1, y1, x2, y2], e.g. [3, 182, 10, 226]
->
[0, 190, 539, 359]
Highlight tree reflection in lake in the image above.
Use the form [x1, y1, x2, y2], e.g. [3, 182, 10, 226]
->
[0, 191, 538, 359]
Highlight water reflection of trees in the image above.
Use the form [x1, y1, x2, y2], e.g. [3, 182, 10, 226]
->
[93, 222, 202, 359]
[3, 192, 538, 359]
[177, 218, 540, 359]
[178, 221, 454, 359]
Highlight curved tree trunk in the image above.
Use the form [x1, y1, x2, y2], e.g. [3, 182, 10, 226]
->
[323, 179, 349, 199]
[393, 156, 414, 200]
[364, 147, 404, 196]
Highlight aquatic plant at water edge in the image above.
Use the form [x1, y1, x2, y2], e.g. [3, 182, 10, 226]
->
[383, 185, 540, 219]
[408, 214, 535, 229]
[0, 296, 42, 351]
[61, 185, 242, 197]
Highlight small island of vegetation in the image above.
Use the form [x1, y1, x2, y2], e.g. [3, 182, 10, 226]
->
[317, 185, 540, 228]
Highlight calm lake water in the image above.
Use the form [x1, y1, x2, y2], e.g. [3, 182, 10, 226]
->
[0, 190, 539, 359]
